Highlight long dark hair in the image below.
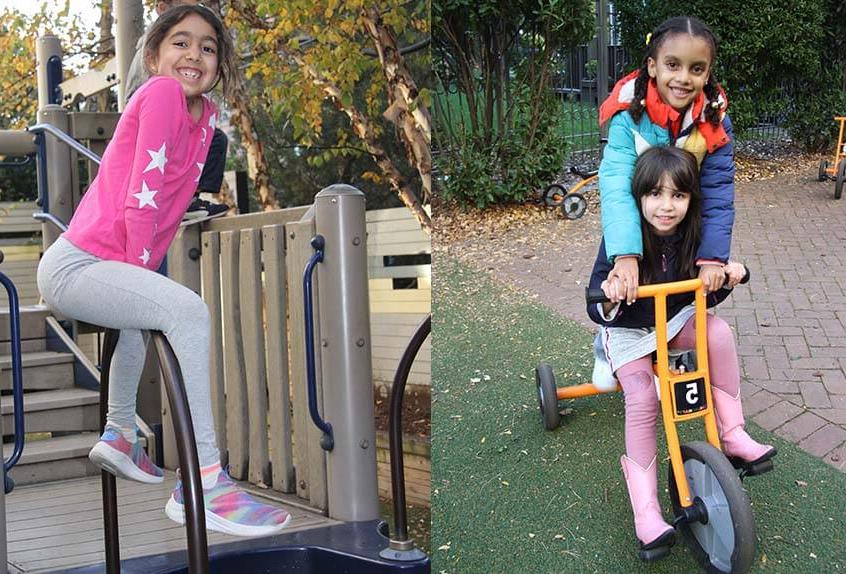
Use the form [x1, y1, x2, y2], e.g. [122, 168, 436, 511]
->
[632, 146, 702, 284]
[143, 4, 237, 100]
[628, 16, 723, 126]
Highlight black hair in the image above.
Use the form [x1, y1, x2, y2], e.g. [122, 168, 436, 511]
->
[628, 16, 723, 126]
[632, 146, 702, 284]
[143, 4, 237, 100]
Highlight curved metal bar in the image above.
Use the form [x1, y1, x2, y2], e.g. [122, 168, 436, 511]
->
[99, 329, 121, 574]
[32, 212, 69, 233]
[0, 273, 26, 478]
[28, 123, 102, 165]
[302, 234, 333, 450]
[0, 156, 32, 168]
[151, 331, 209, 574]
[387, 315, 431, 545]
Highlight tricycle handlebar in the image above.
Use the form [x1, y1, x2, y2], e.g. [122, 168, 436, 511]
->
[585, 266, 750, 305]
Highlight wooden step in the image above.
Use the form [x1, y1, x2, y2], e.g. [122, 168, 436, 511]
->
[0, 350, 75, 391]
[2, 388, 100, 434]
[4, 432, 101, 486]
[0, 304, 49, 354]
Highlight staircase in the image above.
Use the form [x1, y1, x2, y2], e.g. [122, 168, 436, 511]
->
[0, 304, 104, 486]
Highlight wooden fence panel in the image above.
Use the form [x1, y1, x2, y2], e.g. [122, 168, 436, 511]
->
[219, 230, 249, 479]
[262, 224, 294, 493]
[201, 231, 227, 463]
[239, 228, 270, 486]
[285, 218, 328, 510]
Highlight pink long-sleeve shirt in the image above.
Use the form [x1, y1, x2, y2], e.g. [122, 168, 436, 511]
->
[64, 76, 217, 271]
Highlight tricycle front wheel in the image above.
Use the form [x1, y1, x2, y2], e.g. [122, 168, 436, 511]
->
[535, 363, 561, 430]
[668, 441, 756, 574]
[835, 160, 846, 199]
[561, 193, 587, 220]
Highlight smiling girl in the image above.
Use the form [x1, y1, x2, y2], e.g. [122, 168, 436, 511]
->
[37, 5, 291, 536]
[587, 147, 775, 560]
[598, 16, 735, 305]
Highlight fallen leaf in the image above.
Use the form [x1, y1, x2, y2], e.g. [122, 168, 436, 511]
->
[795, 480, 808, 487]
[438, 543, 451, 551]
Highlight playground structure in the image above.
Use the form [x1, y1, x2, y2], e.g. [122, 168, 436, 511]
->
[0, 1, 430, 572]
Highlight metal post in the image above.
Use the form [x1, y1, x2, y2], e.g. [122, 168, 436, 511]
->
[0, 406, 6, 574]
[596, 0, 610, 138]
[36, 36, 62, 110]
[314, 185, 379, 521]
[114, 0, 144, 111]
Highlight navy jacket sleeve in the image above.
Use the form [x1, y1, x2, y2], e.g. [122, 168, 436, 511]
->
[696, 115, 736, 263]
[586, 239, 616, 325]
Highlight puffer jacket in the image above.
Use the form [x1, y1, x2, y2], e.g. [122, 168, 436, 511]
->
[598, 77, 735, 265]
[586, 234, 732, 329]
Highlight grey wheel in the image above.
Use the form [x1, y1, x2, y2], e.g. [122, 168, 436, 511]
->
[535, 363, 561, 430]
[836, 160, 846, 199]
[819, 159, 829, 181]
[544, 184, 567, 207]
[561, 193, 587, 220]
[668, 441, 756, 574]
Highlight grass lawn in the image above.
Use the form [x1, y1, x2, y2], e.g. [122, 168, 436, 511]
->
[431, 256, 846, 574]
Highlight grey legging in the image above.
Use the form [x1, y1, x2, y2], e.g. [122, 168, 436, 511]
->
[37, 236, 220, 466]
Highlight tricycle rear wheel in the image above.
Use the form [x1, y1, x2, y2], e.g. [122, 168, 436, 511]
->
[561, 193, 587, 220]
[535, 363, 561, 430]
[668, 441, 756, 574]
[819, 159, 829, 181]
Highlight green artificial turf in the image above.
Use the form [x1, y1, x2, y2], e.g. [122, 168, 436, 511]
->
[431, 256, 846, 574]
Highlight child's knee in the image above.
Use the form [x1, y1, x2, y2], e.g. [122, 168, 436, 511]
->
[707, 316, 734, 353]
[619, 370, 658, 413]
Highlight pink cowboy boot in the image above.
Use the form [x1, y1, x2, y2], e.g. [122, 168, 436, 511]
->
[620, 455, 675, 560]
[712, 387, 777, 475]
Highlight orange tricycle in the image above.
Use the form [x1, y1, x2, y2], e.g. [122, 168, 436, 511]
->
[535, 272, 764, 574]
[818, 116, 846, 199]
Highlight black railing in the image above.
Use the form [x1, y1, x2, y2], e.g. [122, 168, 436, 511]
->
[100, 329, 209, 574]
[0, 251, 27, 495]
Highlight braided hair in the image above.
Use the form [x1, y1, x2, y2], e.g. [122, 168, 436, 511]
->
[628, 16, 723, 127]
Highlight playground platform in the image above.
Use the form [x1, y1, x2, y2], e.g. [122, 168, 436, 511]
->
[5, 472, 334, 573]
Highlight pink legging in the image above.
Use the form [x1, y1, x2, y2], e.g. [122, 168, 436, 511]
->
[616, 314, 739, 468]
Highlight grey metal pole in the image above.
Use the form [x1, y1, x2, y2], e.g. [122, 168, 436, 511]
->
[596, 0, 610, 138]
[36, 36, 61, 110]
[0, 409, 7, 574]
[314, 185, 379, 522]
[115, 0, 144, 111]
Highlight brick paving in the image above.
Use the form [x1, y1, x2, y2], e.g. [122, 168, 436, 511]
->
[460, 171, 846, 472]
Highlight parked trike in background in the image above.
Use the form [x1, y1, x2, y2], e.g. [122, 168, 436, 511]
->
[818, 116, 846, 199]
[535, 271, 770, 574]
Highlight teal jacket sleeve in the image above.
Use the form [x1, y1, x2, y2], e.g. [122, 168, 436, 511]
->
[598, 112, 642, 263]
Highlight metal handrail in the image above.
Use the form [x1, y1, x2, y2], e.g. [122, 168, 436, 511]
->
[0, 263, 26, 494]
[32, 212, 68, 233]
[28, 123, 102, 165]
[303, 234, 334, 451]
[387, 315, 430, 549]
[99, 329, 209, 574]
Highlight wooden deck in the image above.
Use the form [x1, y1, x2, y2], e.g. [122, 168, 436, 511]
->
[5, 471, 336, 573]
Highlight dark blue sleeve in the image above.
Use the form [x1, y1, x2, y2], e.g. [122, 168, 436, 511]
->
[696, 115, 735, 263]
[586, 239, 616, 325]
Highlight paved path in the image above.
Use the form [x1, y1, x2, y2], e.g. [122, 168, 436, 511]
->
[447, 170, 846, 472]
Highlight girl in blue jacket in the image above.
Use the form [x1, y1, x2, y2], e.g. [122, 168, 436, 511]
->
[588, 146, 775, 560]
[598, 16, 735, 306]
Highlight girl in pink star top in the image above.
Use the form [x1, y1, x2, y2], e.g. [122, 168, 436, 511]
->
[37, 5, 291, 537]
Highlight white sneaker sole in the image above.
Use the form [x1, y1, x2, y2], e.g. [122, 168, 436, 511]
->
[89, 442, 164, 484]
[165, 497, 292, 537]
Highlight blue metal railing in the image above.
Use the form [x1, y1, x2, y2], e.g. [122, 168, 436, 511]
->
[0, 253, 27, 494]
[303, 234, 334, 451]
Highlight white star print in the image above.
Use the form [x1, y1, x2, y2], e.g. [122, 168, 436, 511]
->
[139, 248, 151, 266]
[132, 181, 159, 209]
[143, 142, 168, 175]
[195, 163, 204, 183]
[208, 113, 216, 131]
[201, 128, 207, 144]
[632, 130, 652, 157]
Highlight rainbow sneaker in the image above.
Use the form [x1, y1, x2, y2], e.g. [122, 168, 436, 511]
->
[89, 426, 164, 484]
[165, 468, 292, 537]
